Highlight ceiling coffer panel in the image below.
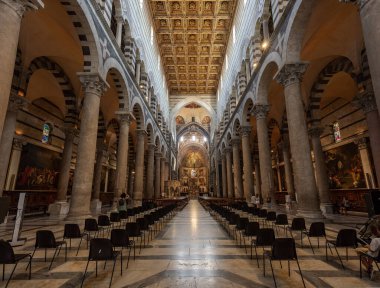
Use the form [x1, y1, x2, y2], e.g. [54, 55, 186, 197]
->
[149, 0, 237, 95]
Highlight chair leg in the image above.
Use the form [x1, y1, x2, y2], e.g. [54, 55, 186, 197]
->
[80, 260, 90, 288]
[296, 259, 306, 288]
[26, 248, 36, 270]
[254, 245, 259, 267]
[243, 236, 247, 254]
[28, 255, 32, 280]
[307, 235, 314, 254]
[270, 260, 277, 288]
[360, 254, 362, 278]
[109, 258, 116, 288]
[127, 246, 132, 269]
[288, 261, 290, 277]
[334, 246, 344, 269]
[346, 247, 348, 261]
[49, 247, 59, 270]
[5, 262, 18, 288]
[120, 250, 123, 276]
[77, 237, 83, 256]
[2, 263, 4, 281]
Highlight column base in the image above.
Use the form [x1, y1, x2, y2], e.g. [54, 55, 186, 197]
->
[65, 211, 93, 221]
[90, 199, 102, 215]
[296, 208, 324, 220]
[320, 203, 334, 216]
[48, 201, 70, 219]
[133, 199, 142, 207]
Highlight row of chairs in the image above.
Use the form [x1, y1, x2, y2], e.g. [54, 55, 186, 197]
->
[0, 203, 180, 288]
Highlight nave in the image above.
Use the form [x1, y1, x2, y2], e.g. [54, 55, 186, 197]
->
[0, 200, 376, 288]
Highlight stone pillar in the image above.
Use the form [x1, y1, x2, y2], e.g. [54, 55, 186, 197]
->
[133, 130, 146, 206]
[276, 64, 322, 219]
[231, 138, 243, 199]
[309, 126, 333, 214]
[0, 95, 28, 196]
[115, 16, 124, 47]
[356, 0, 380, 112]
[241, 126, 254, 202]
[146, 144, 155, 199]
[215, 157, 221, 197]
[354, 91, 380, 186]
[154, 152, 161, 199]
[67, 73, 107, 219]
[113, 112, 131, 207]
[104, 167, 109, 192]
[261, 13, 270, 42]
[4, 137, 24, 191]
[356, 138, 376, 188]
[225, 147, 234, 198]
[135, 60, 141, 85]
[254, 159, 261, 198]
[221, 152, 227, 198]
[160, 157, 165, 197]
[279, 138, 295, 200]
[0, 0, 42, 139]
[49, 127, 78, 218]
[91, 145, 107, 214]
[252, 104, 275, 207]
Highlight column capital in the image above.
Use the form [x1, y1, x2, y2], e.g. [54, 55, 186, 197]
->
[148, 143, 156, 150]
[64, 126, 79, 140]
[77, 72, 108, 97]
[115, 15, 125, 24]
[1, 0, 43, 18]
[251, 104, 270, 120]
[355, 137, 368, 150]
[353, 91, 378, 114]
[136, 129, 147, 137]
[115, 111, 134, 125]
[224, 147, 232, 154]
[230, 138, 240, 147]
[8, 95, 29, 112]
[240, 126, 252, 137]
[12, 136, 25, 151]
[308, 126, 325, 138]
[155, 152, 162, 158]
[276, 63, 308, 87]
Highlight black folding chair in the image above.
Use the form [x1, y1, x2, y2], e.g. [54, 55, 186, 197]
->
[274, 214, 288, 235]
[0, 240, 32, 288]
[326, 229, 357, 269]
[63, 224, 87, 256]
[251, 228, 275, 267]
[243, 222, 260, 254]
[29, 230, 67, 270]
[81, 238, 120, 288]
[110, 212, 121, 228]
[263, 238, 306, 288]
[98, 215, 112, 237]
[288, 217, 310, 248]
[110, 229, 134, 269]
[235, 217, 249, 247]
[125, 222, 143, 256]
[84, 218, 100, 246]
[305, 222, 329, 254]
[265, 211, 277, 229]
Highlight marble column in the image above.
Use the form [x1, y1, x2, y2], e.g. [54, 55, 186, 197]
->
[113, 112, 131, 207]
[135, 60, 141, 85]
[355, 91, 380, 186]
[225, 147, 234, 198]
[133, 130, 146, 206]
[215, 157, 221, 197]
[356, 0, 380, 112]
[241, 126, 254, 202]
[67, 73, 108, 219]
[231, 138, 243, 199]
[254, 159, 261, 198]
[279, 139, 295, 200]
[49, 127, 78, 218]
[276, 64, 322, 219]
[4, 137, 24, 191]
[154, 152, 161, 199]
[0, 0, 42, 139]
[309, 126, 333, 215]
[146, 144, 155, 199]
[221, 152, 227, 198]
[0, 95, 28, 196]
[160, 157, 165, 197]
[252, 104, 275, 207]
[356, 138, 376, 188]
[115, 16, 124, 47]
[91, 145, 107, 214]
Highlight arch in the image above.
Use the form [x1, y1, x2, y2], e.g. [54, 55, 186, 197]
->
[26, 56, 78, 126]
[97, 110, 107, 141]
[59, 0, 102, 72]
[131, 100, 145, 130]
[256, 55, 281, 103]
[232, 118, 241, 137]
[154, 135, 161, 150]
[308, 56, 355, 124]
[176, 122, 209, 142]
[103, 58, 130, 110]
[242, 96, 254, 126]
[146, 122, 154, 144]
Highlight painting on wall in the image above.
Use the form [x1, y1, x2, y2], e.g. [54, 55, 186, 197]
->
[16, 143, 61, 190]
[324, 142, 365, 189]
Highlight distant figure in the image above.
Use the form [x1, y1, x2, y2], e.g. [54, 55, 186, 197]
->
[117, 193, 129, 212]
[340, 197, 350, 215]
[255, 194, 261, 208]
[356, 225, 380, 279]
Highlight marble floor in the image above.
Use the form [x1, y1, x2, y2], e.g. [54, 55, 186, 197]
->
[0, 200, 379, 287]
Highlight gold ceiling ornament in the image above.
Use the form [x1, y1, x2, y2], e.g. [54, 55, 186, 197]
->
[148, 0, 237, 95]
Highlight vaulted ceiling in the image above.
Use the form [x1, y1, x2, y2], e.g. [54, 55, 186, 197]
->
[148, 0, 237, 96]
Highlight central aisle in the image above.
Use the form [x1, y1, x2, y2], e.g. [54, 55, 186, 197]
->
[113, 200, 305, 288]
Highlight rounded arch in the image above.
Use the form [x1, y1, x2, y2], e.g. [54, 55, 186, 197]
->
[232, 117, 241, 137]
[176, 122, 209, 142]
[146, 122, 154, 144]
[256, 55, 281, 103]
[131, 100, 145, 130]
[242, 96, 254, 126]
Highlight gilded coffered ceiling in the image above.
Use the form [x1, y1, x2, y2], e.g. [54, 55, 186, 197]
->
[148, 0, 237, 95]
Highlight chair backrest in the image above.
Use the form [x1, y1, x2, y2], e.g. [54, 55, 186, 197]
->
[125, 222, 141, 237]
[36, 230, 57, 248]
[98, 215, 111, 226]
[275, 214, 288, 225]
[308, 222, 326, 237]
[336, 229, 357, 247]
[258, 209, 267, 218]
[64, 224, 81, 238]
[110, 229, 129, 247]
[237, 217, 249, 230]
[119, 210, 128, 219]
[110, 212, 120, 222]
[89, 238, 114, 261]
[136, 218, 149, 230]
[291, 217, 306, 231]
[0, 240, 15, 263]
[256, 228, 275, 246]
[266, 211, 277, 221]
[84, 218, 99, 231]
[245, 222, 260, 236]
[271, 238, 297, 260]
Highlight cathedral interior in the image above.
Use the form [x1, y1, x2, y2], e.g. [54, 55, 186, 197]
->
[1, 0, 380, 287]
